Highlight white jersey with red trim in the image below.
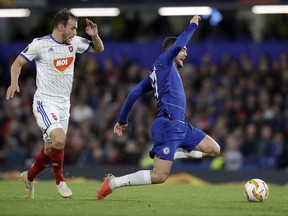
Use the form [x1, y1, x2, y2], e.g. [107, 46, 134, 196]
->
[20, 34, 91, 105]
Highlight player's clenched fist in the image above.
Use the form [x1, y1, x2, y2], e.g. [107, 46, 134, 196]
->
[190, 15, 201, 25]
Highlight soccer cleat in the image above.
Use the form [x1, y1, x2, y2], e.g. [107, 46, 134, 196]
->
[20, 171, 35, 199]
[97, 174, 114, 200]
[56, 181, 72, 198]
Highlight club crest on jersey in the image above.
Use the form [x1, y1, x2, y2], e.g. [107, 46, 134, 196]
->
[51, 113, 58, 121]
[68, 45, 73, 52]
[53, 56, 74, 73]
[163, 147, 170, 155]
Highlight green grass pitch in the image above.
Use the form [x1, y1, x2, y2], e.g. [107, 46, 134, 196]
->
[0, 179, 287, 216]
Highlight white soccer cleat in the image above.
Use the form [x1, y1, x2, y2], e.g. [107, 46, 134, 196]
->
[20, 171, 35, 199]
[56, 181, 72, 198]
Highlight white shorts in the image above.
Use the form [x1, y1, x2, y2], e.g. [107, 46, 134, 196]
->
[33, 100, 70, 142]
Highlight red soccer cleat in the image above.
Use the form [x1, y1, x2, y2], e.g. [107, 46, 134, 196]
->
[97, 174, 114, 200]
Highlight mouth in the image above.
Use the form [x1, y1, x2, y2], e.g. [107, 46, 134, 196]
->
[66, 35, 75, 44]
[67, 38, 72, 43]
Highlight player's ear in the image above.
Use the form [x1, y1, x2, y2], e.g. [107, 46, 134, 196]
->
[58, 24, 64, 31]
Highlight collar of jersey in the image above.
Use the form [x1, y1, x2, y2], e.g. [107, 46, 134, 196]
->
[49, 34, 66, 45]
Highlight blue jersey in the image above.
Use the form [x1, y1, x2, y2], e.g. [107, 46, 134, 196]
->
[118, 23, 198, 125]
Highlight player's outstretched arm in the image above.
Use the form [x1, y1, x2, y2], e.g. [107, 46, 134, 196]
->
[6, 55, 28, 100]
[85, 18, 104, 53]
[190, 15, 201, 25]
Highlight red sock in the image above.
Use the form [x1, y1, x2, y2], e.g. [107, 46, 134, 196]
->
[51, 147, 65, 185]
[28, 149, 51, 181]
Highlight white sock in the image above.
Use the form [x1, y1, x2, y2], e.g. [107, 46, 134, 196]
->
[174, 148, 189, 159]
[188, 150, 203, 158]
[114, 170, 151, 189]
[174, 148, 203, 159]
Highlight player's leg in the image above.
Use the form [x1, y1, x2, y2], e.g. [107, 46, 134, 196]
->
[26, 146, 51, 181]
[174, 126, 220, 160]
[32, 100, 67, 185]
[112, 156, 172, 186]
[97, 170, 151, 200]
[97, 157, 172, 200]
[150, 156, 173, 183]
[27, 102, 53, 178]
[193, 135, 220, 157]
[48, 115, 72, 198]
[49, 128, 66, 183]
[21, 142, 52, 199]
[20, 101, 53, 199]
[28, 127, 67, 187]
[25, 100, 71, 198]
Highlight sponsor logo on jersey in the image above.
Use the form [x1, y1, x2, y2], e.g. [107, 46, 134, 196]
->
[53, 56, 74, 73]
[51, 113, 58, 121]
[68, 45, 73, 52]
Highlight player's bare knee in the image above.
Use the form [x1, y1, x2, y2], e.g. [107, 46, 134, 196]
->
[212, 144, 221, 156]
[151, 171, 169, 184]
[159, 171, 170, 183]
[52, 135, 66, 148]
[154, 175, 168, 184]
[205, 144, 221, 157]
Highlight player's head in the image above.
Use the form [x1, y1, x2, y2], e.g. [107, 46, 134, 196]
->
[162, 36, 177, 52]
[53, 8, 78, 28]
[162, 36, 187, 68]
[53, 8, 78, 44]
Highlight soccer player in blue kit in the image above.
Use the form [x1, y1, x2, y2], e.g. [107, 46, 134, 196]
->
[97, 15, 220, 200]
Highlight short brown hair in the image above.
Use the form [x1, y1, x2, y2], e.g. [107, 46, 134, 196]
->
[162, 36, 177, 52]
[53, 8, 78, 28]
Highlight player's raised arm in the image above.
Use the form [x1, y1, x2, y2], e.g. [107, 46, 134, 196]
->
[6, 55, 28, 100]
[85, 18, 104, 53]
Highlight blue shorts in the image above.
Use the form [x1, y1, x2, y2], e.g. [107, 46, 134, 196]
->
[149, 117, 206, 161]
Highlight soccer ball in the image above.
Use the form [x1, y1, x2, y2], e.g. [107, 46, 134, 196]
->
[243, 179, 269, 202]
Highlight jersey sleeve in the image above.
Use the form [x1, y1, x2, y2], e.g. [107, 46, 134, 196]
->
[161, 23, 198, 66]
[118, 77, 153, 124]
[20, 39, 40, 62]
[74, 36, 92, 53]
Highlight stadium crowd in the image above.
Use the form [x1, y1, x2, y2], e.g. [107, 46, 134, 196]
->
[1, 47, 288, 171]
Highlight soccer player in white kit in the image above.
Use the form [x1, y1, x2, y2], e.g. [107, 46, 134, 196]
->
[6, 8, 104, 199]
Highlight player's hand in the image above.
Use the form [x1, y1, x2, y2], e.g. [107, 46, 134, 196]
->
[85, 18, 99, 37]
[114, 122, 128, 137]
[190, 15, 201, 25]
[6, 85, 20, 100]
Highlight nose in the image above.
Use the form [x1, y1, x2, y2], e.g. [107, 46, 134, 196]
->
[183, 51, 187, 57]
